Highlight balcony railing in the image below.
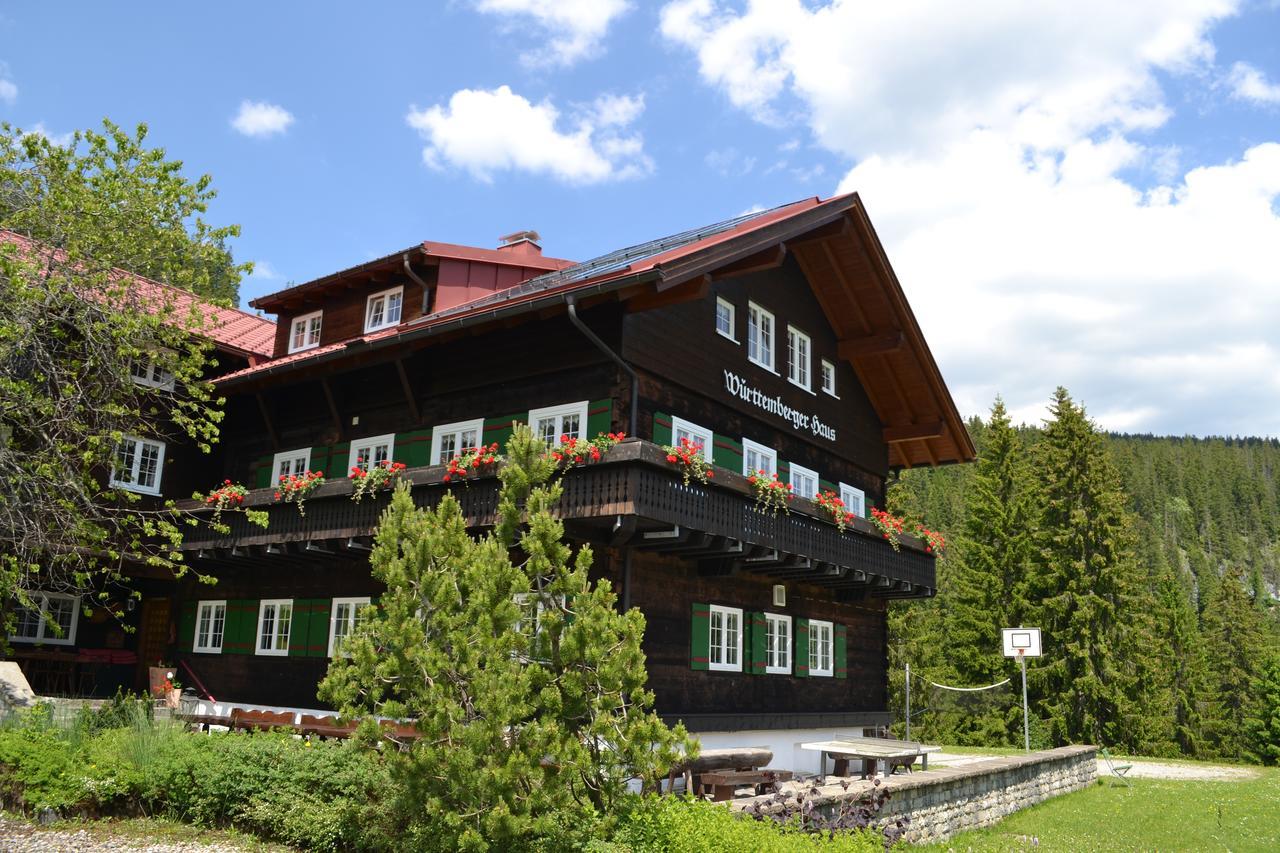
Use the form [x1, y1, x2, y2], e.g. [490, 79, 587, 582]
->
[179, 440, 935, 598]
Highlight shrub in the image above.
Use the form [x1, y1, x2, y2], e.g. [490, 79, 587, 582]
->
[606, 796, 884, 852]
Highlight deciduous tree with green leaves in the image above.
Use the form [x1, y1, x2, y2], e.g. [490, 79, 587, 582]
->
[318, 425, 694, 851]
[0, 120, 248, 630]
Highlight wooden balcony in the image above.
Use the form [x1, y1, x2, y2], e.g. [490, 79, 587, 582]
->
[179, 440, 935, 599]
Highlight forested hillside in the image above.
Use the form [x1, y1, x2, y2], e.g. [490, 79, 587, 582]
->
[886, 390, 1280, 762]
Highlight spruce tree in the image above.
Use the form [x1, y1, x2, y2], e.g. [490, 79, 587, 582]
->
[319, 425, 692, 850]
[1026, 388, 1152, 750]
[1201, 562, 1267, 761]
[1244, 652, 1280, 765]
[943, 397, 1034, 744]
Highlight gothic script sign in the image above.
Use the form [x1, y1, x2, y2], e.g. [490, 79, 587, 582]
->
[723, 369, 837, 442]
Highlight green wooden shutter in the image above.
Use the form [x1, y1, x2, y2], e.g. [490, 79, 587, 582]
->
[748, 612, 766, 675]
[394, 428, 433, 468]
[795, 617, 810, 677]
[690, 602, 710, 671]
[324, 443, 349, 479]
[653, 412, 673, 447]
[178, 601, 197, 653]
[223, 599, 258, 655]
[288, 599, 310, 658]
[835, 623, 848, 679]
[486, 414, 522, 453]
[253, 457, 272, 489]
[587, 399, 613, 437]
[712, 435, 743, 474]
[289, 599, 330, 658]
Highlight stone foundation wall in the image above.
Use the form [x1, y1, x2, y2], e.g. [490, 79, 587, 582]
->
[733, 745, 1097, 845]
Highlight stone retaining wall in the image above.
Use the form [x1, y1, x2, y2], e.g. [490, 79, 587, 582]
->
[733, 745, 1097, 845]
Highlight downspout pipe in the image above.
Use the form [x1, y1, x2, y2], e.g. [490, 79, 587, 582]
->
[403, 252, 432, 314]
[566, 295, 638, 437]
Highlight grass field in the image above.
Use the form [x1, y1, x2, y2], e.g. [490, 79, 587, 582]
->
[918, 765, 1279, 852]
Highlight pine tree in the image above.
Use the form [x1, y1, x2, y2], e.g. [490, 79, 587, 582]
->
[1201, 562, 1267, 761]
[1025, 388, 1152, 750]
[319, 425, 692, 850]
[1148, 537, 1209, 756]
[1244, 652, 1280, 765]
[943, 397, 1035, 744]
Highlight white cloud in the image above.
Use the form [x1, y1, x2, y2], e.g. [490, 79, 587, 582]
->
[662, 1, 1280, 437]
[0, 61, 15, 103]
[248, 260, 281, 280]
[705, 147, 756, 176]
[1227, 61, 1280, 105]
[406, 86, 652, 184]
[24, 122, 73, 146]
[230, 100, 295, 138]
[471, 0, 630, 67]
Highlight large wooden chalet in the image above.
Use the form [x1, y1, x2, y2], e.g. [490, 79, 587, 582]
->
[15, 195, 975, 770]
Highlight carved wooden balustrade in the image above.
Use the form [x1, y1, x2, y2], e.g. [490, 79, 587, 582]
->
[180, 440, 935, 598]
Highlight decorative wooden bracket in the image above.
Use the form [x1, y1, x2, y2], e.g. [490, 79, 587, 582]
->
[839, 331, 905, 360]
[394, 358, 421, 424]
[883, 421, 944, 443]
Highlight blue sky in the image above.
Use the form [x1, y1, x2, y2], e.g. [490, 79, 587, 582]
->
[3, 1, 1279, 437]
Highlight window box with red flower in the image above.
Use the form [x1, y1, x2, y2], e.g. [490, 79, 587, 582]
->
[443, 442, 501, 484]
[349, 459, 409, 502]
[196, 480, 268, 532]
[663, 436, 715, 486]
[747, 469, 793, 516]
[274, 470, 325, 517]
[814, 489, 856, 533]
[548, 432, 625, 468]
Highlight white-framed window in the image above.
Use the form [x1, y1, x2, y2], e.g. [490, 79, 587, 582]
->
[430, 419, 484, 465]
[670, 416, 713, 457]
[715, 297, 737, 342]
[789, 463, 819, 500]
[348, 433, 395, 471]
[839, 483, 866, 518]
[747, 302, 775, 371]
[328, 596, 372, 657]
[130, 358, 174, 391]
[821, 359, 838, 397]
[708, 604, 743, 672]
[110, 435, 166, 495]
[787, 326, 812, 391]
[765, 613, 791, 674]
[289, 310, 322, 354]
[528, 401, 588, 446]
[809, 619, 834, 677]
[11, 593, 79, 646]
[256, 599, 293, 656]
[194, 600, 226, 654]
[364, 286, 404, 333]
[742, 437, 777, 478]
[273, 447, 311, 481]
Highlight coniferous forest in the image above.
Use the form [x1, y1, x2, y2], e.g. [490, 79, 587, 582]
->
[886, 388, 1280, 763]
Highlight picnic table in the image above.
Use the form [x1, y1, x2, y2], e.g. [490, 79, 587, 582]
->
[800, 737, 941, 779]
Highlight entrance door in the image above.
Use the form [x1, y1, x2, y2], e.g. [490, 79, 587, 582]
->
[136, 598, 171, 690]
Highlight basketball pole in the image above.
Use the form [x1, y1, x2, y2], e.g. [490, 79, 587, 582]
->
[1020, 650, 1029, 752]
[905, 661, 911, 742]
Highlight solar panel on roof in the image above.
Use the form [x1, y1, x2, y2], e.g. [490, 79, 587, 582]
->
[425, 201, 792, 321]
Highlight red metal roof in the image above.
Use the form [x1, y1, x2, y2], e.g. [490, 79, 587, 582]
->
[1, 230, 276, 358]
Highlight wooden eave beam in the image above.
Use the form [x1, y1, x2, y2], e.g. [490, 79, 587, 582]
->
[394, 358, 421, 425]
[838, 331, 904, 360]
[320, 377, 344, 440]
[255, 393, 279, 451]
[626, 275, 711, 312]
[709, 244, 787, 280]
[883, 422, 944, 443]
[784, 215, 853, 249]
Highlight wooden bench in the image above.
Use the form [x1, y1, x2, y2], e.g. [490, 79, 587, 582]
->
[698, 769, 794, 801]
[230, 708, 297, 732]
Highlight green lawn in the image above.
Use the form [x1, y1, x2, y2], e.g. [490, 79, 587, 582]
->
[918, 766, 1279, 852]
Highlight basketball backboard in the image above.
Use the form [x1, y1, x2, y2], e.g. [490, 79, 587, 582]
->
[1002, 627, 1042, 657]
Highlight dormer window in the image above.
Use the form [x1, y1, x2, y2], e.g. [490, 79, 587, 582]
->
[365, 286, 404, 333]
[290, 311, 322, 353]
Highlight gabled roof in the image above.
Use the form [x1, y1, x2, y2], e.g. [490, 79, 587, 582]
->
[248, 239, 576, 312]
[1, 230, 276, 359]
[217, 195, 975, 468]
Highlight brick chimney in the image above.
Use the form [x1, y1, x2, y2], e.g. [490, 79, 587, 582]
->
[497, 230, 543, 256]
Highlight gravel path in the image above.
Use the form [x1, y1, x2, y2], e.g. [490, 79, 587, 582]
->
[931, 750, 1259, 781]
[0, 816, 257, 852]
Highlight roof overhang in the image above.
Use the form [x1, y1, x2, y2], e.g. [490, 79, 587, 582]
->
[221, 195, 975, 468]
